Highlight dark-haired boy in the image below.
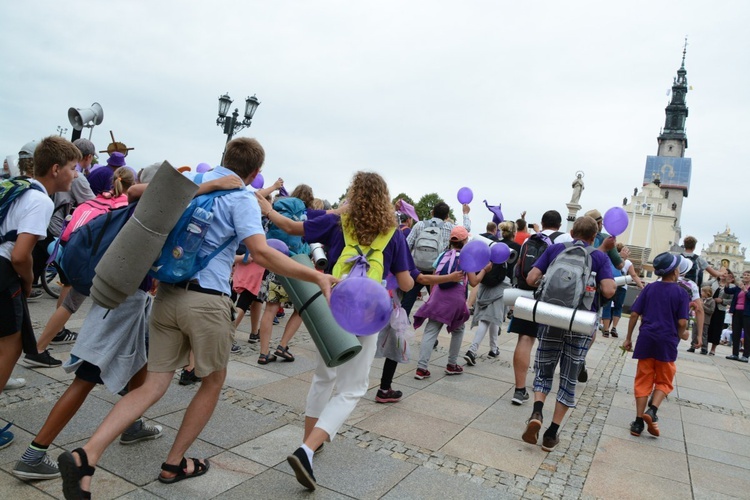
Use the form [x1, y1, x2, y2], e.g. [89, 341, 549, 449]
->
[0, 136, 81, 445]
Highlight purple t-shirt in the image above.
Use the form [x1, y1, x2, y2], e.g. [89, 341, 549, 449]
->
[532, 240, 614, 312]
[631, 281, 690, 362]
[306, 208, 326, 220]
[303, 214, 412, 278]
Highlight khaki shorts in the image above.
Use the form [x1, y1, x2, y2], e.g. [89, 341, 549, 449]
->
[148, 284, 234, 378]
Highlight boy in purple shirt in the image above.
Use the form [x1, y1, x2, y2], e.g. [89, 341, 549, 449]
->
[623, 253, 690, 437]
[522, 216, 616, 452]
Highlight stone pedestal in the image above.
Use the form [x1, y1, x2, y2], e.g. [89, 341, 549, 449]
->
[565, 202, 582, 231]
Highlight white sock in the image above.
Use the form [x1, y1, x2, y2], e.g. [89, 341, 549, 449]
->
[300, 443, 314, 464]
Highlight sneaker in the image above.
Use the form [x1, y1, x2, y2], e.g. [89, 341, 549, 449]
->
[276, 309, 286, 318]
[700, 349, 708, 355]
[522, 412, 543, 444]
[511, 389, 530, 406]
[630, 419, 644, 437]
[445, 364, 463, 375]
[463, 350, 476, 366]
[0, 423, 14, 450]
[414, 368, 431, 380]
[541, 432, 559, 452]
[12, 453, 60, 480]
[5, 377, 26, 390]
[248, 332, 260, 343]
[51, 328, 78, 345]
[120, 418, 163, 445]
[687, 347, 696, 353]
[273, 317, 280, 325]
[487, 348, 500, 358]
[24, 350, 62, 368]
[375, 388, 403, 403]
[577, 363, 588, 383]
[726, 354, 739, 360]
[178, 368, 201, 386]
[740, 356, 749, 363]
[610, 327, 618, 338]
[230, 340, 242, 354]
[27, 288, 43, 300]
[642, 407, 660, 436]
[287, 447, 316, 491]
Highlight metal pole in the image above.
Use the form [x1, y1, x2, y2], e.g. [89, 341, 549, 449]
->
[220, 110, 238, 166]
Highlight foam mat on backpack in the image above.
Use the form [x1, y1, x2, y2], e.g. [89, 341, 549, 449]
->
[513, 296, 597, 334]
[91, 162, 198, 309]
[277, 254, 362, 367]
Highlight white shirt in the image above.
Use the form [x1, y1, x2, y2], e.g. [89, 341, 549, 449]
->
[0, 179, 53, 260]
[541, 228, 573, 244]
[678, 277, 700, 301]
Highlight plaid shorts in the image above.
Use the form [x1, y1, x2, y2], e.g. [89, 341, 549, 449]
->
[532, 326, 593, 407]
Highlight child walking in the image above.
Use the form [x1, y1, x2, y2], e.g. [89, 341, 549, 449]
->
[413, 226, 482, 378]
[622, 253, 690, 437]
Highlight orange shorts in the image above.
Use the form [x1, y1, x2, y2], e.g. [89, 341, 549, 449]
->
[634, 358, 676, 398]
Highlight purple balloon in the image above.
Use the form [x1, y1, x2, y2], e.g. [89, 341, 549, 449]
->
[490, 242, 511, 264]
[251, 173, 264, 189]
[457, 187, 473, 204]
[266, 238, 289, 255]
[459, 240, 491, 273]
[331, 277, 392, 335]
[196, 162, 211, 173]
[603, 206, 629, 237]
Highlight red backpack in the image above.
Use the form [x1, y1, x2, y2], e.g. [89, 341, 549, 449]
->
[60, 193, 128, 242]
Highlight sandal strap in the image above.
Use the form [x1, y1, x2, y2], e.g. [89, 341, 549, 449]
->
[190, 457, 208, 474]
[161, 457, 188, 475]
[73, 448, 96, 477]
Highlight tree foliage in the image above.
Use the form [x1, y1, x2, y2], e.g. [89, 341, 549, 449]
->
[414, 193, 454, 221]
[391, 192, 415, 207]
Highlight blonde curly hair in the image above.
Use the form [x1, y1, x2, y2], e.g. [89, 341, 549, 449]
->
[341, 171, 395, 246]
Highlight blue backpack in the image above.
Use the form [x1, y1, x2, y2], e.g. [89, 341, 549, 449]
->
[0, 178, 45, 244]
[265, 197, 310, 256]
[149, 174, 241, 283]
[61, 203, 136, 295]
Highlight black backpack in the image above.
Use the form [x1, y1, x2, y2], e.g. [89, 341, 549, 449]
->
[682, 253, 702, 287]
[515, 231, 562, 290]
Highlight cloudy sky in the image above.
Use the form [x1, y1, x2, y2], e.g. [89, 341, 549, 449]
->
[2, 1, 748, 256]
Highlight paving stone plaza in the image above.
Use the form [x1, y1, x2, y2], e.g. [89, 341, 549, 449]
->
[2, 295, 750, 499]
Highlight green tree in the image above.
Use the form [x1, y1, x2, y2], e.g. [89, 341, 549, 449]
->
[391, 192, 415, 207]
[331, 191, 347, 209]
[415, 193, 456, 221]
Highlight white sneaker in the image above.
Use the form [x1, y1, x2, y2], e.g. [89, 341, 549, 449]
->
[5, 377, 26, 390]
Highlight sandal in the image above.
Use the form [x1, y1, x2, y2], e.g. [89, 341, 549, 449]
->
[158, 457, 210, 484]
[59, 447, 95, 500]
[258, 353, 277, 365]
[274, 344, 295, 362]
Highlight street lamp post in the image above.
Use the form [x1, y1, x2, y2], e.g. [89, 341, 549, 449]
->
[216, 93, 260, 165]
[56, 126, 68, 137]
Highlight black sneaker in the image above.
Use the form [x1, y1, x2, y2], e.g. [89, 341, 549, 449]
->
[487, 349, 500, 358]
[700, 349, 708, 355]
[24, 349, 62, 368]
[375, 388, 403, 403]
[463, 350, 476, 366]
[577, 363, 588, 383]
[287, 447, 316, 491]
[643, 407, 660, 436]
[511, 389, 529, 405]
[522, 412, 543, 444]
[51, 328, 78, 345]
[230, 341, 242, 354]
[248, 332, 260, 343]
[687, 347, 696, 353]
[726, 354, 739, 360]
[541, 432, 559, 452]
[178, 368, 201, 386]
[630, 420, 644, 436]
[27, 288, 43, 300]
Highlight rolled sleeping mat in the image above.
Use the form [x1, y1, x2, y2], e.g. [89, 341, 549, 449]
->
[513, 297, 597, 335]
[91, 162, 199, 309]
[277, 254, 362, 367]
[502, 288, 534, 306]
[614, 275, 634, 287]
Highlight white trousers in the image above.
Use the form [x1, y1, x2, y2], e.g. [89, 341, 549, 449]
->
[305, 334, 377, 440]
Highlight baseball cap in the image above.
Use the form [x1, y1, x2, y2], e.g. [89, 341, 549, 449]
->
[18, 140, 38, 159]
[450, 226, 469, 242]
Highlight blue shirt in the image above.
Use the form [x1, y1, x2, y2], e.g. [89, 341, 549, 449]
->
[191, 167, 264, 294]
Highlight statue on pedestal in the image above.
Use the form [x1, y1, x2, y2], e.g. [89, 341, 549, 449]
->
[570, 171, 584, 205]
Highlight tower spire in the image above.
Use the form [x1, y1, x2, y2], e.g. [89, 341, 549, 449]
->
[657, 41, 689, 153]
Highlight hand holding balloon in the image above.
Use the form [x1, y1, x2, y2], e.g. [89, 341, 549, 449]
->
[457, 187, 473, 204]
